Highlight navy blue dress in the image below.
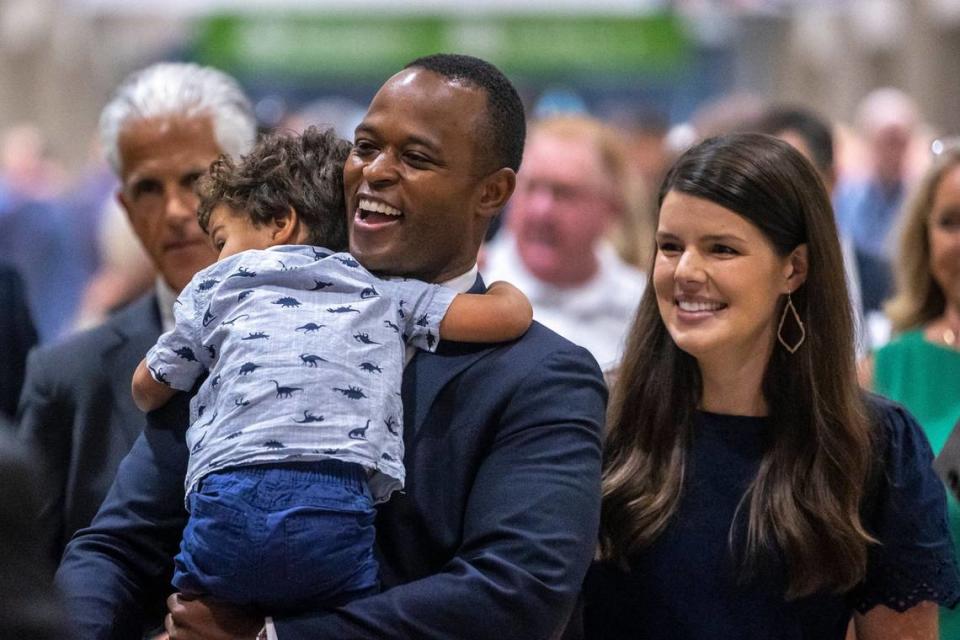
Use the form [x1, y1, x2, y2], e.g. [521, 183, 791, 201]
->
[584, 396, 960, 639]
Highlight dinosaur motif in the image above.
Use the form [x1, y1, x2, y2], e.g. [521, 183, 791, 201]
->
[299, 353, 327, 367]
[360, 286, 379, 299]
[238, 289, 255, 302]
[426, 331, 436, 350]
[197, 278, 220, 291]
[327, 305, 360, 314]
[174, 346, 197, 362]
[311, 248, 330, 260]
[197, 405, 206, 418]
[148, 365, 168, 386]
[198, 410, 218, 428]
[277, 260, 293, 271]
[206, 345, 216, 360]
[415, 314, 430, 327]
[263, 440, 286, 449]
[238, 362, 260, 376]
[384, 416, 399, 436]
[293, 411, 325, 424]
[224, 430, 244, 440]
[191, 432, 206, 453]
[359, 362, 382, 374]
[398, 300, 407, 319]
[333, 385, 367, 400]
[334, 256, 360, 268]
[348, 420, 371, 440]
[221, 314, 250, 326]
[381, 452, 396, 463]
[228, 266, 256, 278]
[383, 320, 400, 333]
[321, 448, 339, 455]
[354, 332, 380, 345]
[271, 380, 304, 399]
[272, 297, 302, 308]
[202, 308, 218, 327]
[210, 374, 221, 388]
[242, 332, 269, 340]
[234, 395, 250, 407]
[295, 322, 325, 333]
[310, 279, 334, 291]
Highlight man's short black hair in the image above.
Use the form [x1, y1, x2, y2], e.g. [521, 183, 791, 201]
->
[405, 53, 525, 173]
[197, 126, 351, 251]
[753, 106, 834, 176]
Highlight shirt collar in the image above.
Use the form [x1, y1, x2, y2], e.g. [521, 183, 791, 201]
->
[155, 277, 178, 333]
[440, 264, 479, 294]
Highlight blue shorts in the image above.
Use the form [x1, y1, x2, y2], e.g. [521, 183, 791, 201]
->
[172, 459, 379, 613]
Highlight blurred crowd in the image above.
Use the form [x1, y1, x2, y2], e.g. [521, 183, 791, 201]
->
[3, 57, 960, 637]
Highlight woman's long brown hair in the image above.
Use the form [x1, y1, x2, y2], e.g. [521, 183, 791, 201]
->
[600, 134, 875, 598]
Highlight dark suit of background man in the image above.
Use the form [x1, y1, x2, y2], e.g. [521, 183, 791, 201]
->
[0, 262, 37, 421]
[0, 424, 65, 639]
[15, 62, 256, 575]
[57, 53, 607, 640]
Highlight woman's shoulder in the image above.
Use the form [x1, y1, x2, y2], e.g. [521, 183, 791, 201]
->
[863, 392, 930, 462]
[852, 393, 960, 614]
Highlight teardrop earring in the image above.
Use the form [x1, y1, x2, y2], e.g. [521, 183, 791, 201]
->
[777, 293, 805, 354]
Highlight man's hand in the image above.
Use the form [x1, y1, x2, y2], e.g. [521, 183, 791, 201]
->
[165, 593, 263, 640]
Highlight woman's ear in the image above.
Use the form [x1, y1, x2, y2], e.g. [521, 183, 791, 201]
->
[270, 206, 301, 245]
[784, 243, 809, 292]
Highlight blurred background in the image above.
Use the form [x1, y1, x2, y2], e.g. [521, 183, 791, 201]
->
[0, 0, 957, 342]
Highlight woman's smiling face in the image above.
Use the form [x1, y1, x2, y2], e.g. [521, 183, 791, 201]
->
[654, 190, 798, 370]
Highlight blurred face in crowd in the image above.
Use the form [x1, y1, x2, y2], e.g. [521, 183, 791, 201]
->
[345, 68, 508, 283]
[117, 115, 221, 292]
[654, 191, 801, 373]
[929, 164, 960, 310]
[508, 131, 619, 287]
[870, 123, 911, 185]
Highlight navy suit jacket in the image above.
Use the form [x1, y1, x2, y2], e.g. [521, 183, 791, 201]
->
[57, 278, 607, 640]
[17, 293, 161, 567]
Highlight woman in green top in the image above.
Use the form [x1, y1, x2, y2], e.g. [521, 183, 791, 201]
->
[865, 145, 960, 635]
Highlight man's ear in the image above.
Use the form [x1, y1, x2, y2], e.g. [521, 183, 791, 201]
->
[271, 206, 301, 244]
[476, 168, 516, 219]
[784, 243, 809, 292]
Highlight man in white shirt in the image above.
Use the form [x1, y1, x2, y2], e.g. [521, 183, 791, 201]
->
[484, 115, 647, 370]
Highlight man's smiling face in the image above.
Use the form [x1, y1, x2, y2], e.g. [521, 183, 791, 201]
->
[344, 68, 493, 283]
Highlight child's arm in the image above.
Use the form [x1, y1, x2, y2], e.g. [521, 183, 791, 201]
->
[439, 281, 533, 343]
[132, 358, 177, 412]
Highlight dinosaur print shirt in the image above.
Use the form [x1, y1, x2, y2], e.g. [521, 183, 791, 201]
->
[145, 245, 456, 504]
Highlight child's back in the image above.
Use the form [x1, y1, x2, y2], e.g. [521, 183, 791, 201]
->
[148, 244, 456, 504]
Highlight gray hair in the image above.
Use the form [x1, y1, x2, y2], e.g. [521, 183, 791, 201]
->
[100, 62, 256, 174]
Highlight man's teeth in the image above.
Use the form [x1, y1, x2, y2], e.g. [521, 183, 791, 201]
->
[359, 199, 402, 217]
[677, 299, 725, 312]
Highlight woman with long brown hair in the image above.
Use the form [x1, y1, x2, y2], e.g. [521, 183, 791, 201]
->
[586, 134, 959, 639]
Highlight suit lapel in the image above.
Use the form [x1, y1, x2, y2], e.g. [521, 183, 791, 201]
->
[104, 294, 164, 423]
[401, 274, 494, 438]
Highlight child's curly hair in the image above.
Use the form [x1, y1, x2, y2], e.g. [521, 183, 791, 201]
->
[197, 126, 351, 251]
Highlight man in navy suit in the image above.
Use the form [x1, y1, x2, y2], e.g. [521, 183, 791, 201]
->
[57, 54, 606, 640]
[17, 62, 256, 572]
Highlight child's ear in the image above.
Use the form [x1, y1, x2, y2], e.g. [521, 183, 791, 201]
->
[271, 206, 300, 244]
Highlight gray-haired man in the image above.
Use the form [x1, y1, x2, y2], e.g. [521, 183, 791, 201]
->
[16, 62, 255, 603]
